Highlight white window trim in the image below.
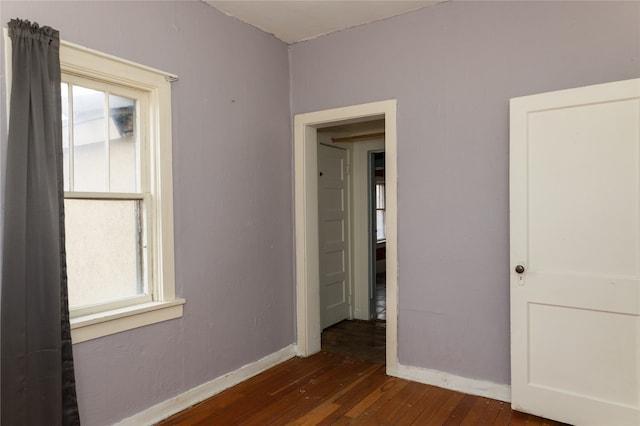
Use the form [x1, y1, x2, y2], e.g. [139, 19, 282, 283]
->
[56, 41, 183, 343]
[70, 299, 185, 343]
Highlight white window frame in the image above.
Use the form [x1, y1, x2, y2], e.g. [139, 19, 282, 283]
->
[57, 42, 183, 343]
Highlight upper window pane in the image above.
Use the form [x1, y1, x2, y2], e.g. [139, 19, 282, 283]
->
[62, 83, 140, 193]
[73, 85, 107, 192]
[109, 94, 138, 192]
[376, 183, 385, 209]
[61, 82, 70, 191]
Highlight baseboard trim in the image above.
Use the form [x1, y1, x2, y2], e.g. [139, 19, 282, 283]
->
[114, 344, 297, 426]
[394, 363, 511, 403]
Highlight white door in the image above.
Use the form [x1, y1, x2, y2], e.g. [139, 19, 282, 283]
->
[318, 143, 350, 329]
[510, 79, 640, 425]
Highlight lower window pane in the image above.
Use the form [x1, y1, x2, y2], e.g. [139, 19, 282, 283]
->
[65, 199, 145, 309]
[376, 210, 386, 241]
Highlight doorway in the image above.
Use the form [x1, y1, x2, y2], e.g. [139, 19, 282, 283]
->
[317, 126, 386, 363]
[294, 100, 399, 375]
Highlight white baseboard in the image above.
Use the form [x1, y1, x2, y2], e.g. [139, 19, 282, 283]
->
[394, 363, 511, 403]
[114, 344, 297, 426]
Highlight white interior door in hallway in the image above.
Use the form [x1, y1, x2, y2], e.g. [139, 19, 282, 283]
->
[318, 143, 350, 329]
[510, 78, 640, 425]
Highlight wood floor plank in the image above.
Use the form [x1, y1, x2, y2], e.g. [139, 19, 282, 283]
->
[527, 414, 552, 426]
[289, 402, 341, 426]
[157, 391, 245, 426]
[167, 356, 330, 426]
[358, 380, 431, 425]
[492, 400, 514, 425]
[241, 357, 371, 425]
[383, 384, 437, 425]
[476, 398, 505, 424]
[508, 409, 532, 425]
[459, 396, 492, 425]
[344, 376, 403, 419]
[285, 363, 381, 426]
[422, 391, 466, 424]
[315, 364, 389, 425]
[442, 393, 477, 425]
[331, 363, 388, 407]
[264, 352, 345, 396]
[348, 379, 409, 424]
[407, 385, 457, 424]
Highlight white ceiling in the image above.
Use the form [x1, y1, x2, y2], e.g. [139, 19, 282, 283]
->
[205, 1, 446, 44]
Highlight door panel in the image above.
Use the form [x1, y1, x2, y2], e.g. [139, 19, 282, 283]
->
[527, 100, 640, 277]
[528, 303, 638, 406]
[318, 143, 350, 329]
[510, 79, 640, 425]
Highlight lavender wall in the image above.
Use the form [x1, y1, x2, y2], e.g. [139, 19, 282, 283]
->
[0, 2, 293, 425]
[290, 1, 640, 385]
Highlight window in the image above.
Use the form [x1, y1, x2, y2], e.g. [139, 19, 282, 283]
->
[62, 79, 149, 315]
[376, 181, 386, 242]
[59, 42, 184, 342]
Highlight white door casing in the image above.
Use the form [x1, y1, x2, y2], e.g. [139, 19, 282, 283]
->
[318, 143, 351, 329]
[510, 79, 640, 425]
[294, 100, 398, 374]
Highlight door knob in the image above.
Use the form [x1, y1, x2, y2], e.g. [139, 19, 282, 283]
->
[515, 265, 525, 274]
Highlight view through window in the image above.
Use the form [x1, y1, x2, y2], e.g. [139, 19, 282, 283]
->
[61, 79, 150, 313]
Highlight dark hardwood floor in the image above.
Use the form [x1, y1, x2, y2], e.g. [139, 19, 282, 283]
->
[321, 319, 386, 364]
[158, 273, 567, 425]
[157, 351, 568, 425]
[321, 271, 387, 364]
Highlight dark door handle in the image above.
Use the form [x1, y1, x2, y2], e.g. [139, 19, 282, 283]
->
[515, 265, 525, 274]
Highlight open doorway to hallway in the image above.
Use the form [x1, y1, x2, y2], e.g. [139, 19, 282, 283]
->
[294, 99, 397, 374]
[316, 120, 386, 364]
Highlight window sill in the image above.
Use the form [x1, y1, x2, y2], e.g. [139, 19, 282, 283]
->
[70, 298, 185, 343]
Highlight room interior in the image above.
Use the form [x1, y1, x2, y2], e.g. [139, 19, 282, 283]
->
[0, 1, 638, 425]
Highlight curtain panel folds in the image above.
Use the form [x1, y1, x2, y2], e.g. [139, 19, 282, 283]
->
[1, 19, 80, 425]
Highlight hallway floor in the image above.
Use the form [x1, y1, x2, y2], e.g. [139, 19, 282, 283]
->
[321, 272, 387, 364]
[321, 319, 386, 364]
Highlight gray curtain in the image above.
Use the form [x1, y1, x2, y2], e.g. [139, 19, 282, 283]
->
[1, 19, 80, 425]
